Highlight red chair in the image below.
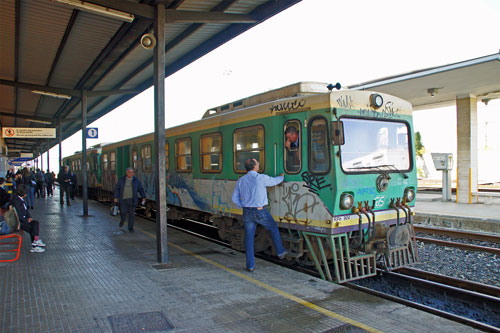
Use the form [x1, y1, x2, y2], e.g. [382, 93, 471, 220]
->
[0, 231, 23, 263]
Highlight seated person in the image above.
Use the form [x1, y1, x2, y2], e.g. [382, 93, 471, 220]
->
[9, 184, 46, 253]
[284, 126, 300, 172]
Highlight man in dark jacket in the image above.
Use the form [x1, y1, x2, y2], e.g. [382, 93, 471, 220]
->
[69, 169, 78, 200]
[9, 184, 46, 253]
[114, 167, 146, 232]
[0, 177, 11, 210]
[57, 166, 71, 206]
[46, 170, 54, 197]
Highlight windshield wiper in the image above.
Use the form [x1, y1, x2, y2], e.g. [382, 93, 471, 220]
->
[347, 164, 408, 178]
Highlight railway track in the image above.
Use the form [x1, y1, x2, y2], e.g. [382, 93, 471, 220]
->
[414, 226, 500, 255]
[349, 269, 500, 332]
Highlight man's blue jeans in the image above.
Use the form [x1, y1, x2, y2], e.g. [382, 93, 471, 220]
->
[243, 207, 286, 270]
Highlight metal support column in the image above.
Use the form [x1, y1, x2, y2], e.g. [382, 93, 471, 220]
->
[58, 122, 62, 169]
[81, 90, 88, 216]
[154, 3, 168, 263]
[46, 144, 50, 172]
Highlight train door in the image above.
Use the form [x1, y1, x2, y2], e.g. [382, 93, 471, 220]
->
[116, 146, 130, 178]
[275, 118, 305, 225]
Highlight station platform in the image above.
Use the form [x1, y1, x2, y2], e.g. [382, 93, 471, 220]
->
[414, 192, 500, 233]
[1, 195, 478, 332]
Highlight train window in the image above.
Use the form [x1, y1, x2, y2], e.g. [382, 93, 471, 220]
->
[233, 125, 264, 173]
[284, 120, 301, 173]
[132, 149, 138, 170]
[175, 138, 192, 172]
[92, 156, 98, 172]
[71, 160, 75, 171]
[165, 142, 169, 172]
[309, 117, 330, 174]
[200, 133, 222, 172]
[103, 153, 108, 171]
[340, 118, 410, 172]
[77, 159, 81, 171]
[110, 151, 116, 171]
[141, 145, 152, 172]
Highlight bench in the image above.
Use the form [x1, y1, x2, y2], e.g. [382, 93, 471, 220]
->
[471, 191, 500, 203]
[0, 208, 23, 263]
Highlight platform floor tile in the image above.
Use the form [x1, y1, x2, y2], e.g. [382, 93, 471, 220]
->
[0, 194, 479, 332]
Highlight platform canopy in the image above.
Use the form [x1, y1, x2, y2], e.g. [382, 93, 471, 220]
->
[347, 52, 500, 111]
[0, 0, 300, 156]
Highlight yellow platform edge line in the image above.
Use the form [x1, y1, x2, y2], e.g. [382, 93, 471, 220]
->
[140, 228, 380, 333]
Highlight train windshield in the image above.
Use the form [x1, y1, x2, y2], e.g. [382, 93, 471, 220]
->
[340, 118, 410, 173]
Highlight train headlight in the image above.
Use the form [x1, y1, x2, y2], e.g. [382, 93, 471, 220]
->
[376, 174, 391, 192]
[404, 188, 416, 202]
[339, 193, 354, 210]
[370, 94, 384, 109]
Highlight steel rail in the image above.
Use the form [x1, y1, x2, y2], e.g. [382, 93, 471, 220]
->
[345, 282, 500, 333]
[415, 236, 500, 255]
[414, 226, 500, 243]
[396, 267, 500, 298]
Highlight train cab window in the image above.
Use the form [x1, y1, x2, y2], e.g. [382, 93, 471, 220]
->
[340, 118, 410, 172]
[141, 145, 152, 172]
[132, 149, 138, 170]
[234, 125, 264, 173]
[165, 142, 169, 172]
[175, 138, 192, 172]
[103, 153, 108, 171]
[309, 117, 330, 173]
[110, 151, 116, 171]
[200, 133, 222, 172]
[284, 120, 301, 173]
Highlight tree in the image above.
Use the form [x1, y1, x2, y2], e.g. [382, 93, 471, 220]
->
[415, 131, 429, 178]
[415, 131, 425, 157]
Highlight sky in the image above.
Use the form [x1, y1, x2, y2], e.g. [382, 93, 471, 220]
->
[35, 0, 500, 181]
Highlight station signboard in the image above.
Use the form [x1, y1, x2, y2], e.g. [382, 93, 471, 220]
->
[2, 127, 56, 138]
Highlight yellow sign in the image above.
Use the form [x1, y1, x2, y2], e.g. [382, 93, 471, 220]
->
[2, 127, 56, 138]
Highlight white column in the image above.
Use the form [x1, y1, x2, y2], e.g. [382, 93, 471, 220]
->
[456, 95, 478, 203]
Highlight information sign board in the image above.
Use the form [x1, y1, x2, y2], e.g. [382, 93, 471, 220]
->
[2, 127, 56, 138]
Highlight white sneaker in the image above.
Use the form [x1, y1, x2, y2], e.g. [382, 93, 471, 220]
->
[30, 246, 46, 253]
[32, 239, 46, 247]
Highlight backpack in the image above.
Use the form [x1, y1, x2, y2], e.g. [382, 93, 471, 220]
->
[35, 172, 43, 182]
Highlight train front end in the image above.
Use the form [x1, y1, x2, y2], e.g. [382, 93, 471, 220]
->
[283, 89, 418, 283]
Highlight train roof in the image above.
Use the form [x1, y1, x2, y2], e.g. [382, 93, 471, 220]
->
[202, 81, 335, 119]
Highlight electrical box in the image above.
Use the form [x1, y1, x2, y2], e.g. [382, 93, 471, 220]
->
[431, 153, 453, 170]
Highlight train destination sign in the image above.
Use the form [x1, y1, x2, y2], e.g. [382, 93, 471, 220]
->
[2, 127, 56, 138]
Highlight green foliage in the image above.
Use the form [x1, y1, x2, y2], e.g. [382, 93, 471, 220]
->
[415, 131, 425, 157]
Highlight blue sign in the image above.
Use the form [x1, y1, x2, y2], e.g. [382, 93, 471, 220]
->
[87, 128, 98, 139]
[7, 158, 31, 166]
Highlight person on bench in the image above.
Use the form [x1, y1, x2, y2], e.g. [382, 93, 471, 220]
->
[9, 184, 46, 253]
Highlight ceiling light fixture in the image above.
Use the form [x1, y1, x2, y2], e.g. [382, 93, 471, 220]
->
[32, 90, 72, 99]
[55, 0, 135, 23]
[26, 118, 53, 125]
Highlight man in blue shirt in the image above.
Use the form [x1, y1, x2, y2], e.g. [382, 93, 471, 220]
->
[232, 158, 287, 272]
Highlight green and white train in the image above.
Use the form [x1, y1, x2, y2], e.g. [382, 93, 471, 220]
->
[65, 82, 418, 283]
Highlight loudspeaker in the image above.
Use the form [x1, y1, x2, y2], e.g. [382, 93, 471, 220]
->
[140, 33, 156, 50]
